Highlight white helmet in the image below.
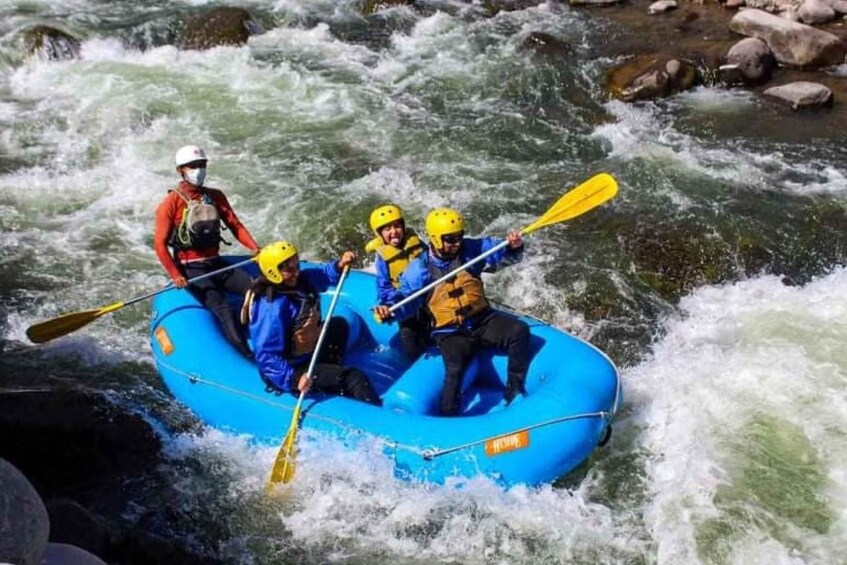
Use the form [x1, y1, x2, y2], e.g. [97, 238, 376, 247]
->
[174, 145, 208, 167]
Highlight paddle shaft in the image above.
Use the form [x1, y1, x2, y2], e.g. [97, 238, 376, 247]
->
[125, 256, 256, 308]
[305, 265, 350, 379]
[268, 265, 351, 487]
[290, 265, 351, 429]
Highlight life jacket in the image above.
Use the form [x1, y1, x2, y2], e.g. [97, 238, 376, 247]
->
[168, 187, 223, 250]
[242, 284, 321, 358]
[374, 230, 426, 288]
[426, 257, 489, 329]
[286, 290, 321, 358]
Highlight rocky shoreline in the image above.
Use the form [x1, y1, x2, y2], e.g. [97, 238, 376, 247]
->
[18, 1, 847, 118]
[0, 382, 214, 564]
[593, 0, 847, 111]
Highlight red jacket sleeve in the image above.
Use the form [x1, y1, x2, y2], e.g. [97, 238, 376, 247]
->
[210, 190, 260, 253]
[153, 193, 184, 281]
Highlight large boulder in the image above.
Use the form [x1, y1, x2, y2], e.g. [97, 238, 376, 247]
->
[0, 389, 160, 497]
[721, 37, 776, 84]
[570, 0, 624, 5]
[21, 25, 80, 61]
[762, 81, 833, 109]
[648, 0, 679, 14]
[179, 7, 262, 51]
[728, 8, 846, 68]
[41, 543, 107, 565]
[520, 32, 571, 55]
[797, 0, 837, 23]
[605, 55, 701, 101]
[0, 459, 49, 565]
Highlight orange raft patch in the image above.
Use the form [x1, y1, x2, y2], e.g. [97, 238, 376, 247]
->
[154, 326, 174, 355]
[484, 430, 529, 457]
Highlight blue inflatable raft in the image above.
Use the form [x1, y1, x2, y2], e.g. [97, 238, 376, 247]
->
[150, 260, 621, 487]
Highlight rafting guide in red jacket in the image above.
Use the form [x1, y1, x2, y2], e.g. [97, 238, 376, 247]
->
[153, 145, 260, 358]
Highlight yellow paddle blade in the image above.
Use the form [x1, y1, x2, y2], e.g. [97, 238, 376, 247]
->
[267, 404, 303, 488]
[522, 173, 618, 236]
[25, 301, 126, 344]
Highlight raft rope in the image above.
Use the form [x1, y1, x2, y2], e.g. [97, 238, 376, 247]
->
[420, 410, 611, 460]
[155, 356, 618, 462]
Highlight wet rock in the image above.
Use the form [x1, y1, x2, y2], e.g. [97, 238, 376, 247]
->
[520, 32, 571, 55]
[798, 0, 837, 23]
[362, 0, 414, 14]
[0, 389, 160, 497]
[483, 0, 547, 13]
[728, 9, 846, 68]
[46, 498, 209, 565]
[42, 543, 106, 565]
[605, 55, 701, 101]
[21, 25, 80, 61]
[762, 81, 833, 109]
[618, 222, 751, 300]
[780, 7, 802, 19]
[570, 0, 624, 5]
[825, 0, 847, 13]
[746, 0, 798, 11]
[648, 0, 679, 14]
[179, 8, 262, 51]
[0, 458, 49, 565]
[46, 499, 110, 558]
[721, 37, 775, 84]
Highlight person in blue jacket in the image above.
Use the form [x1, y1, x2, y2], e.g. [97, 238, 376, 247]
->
[366, 204, 428, 361]
[245, 240, 380, 405]
[375, 208, 529, 416]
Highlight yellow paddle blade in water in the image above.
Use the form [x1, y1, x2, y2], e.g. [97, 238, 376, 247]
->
[522, 173, 619, 235]
[267, 402, 302, 488]
[25, 301, 125, 344]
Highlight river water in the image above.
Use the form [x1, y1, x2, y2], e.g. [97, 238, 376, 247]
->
[1, 0, 846, 563]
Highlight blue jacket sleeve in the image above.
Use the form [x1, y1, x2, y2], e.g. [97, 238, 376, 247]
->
[302, 259, 341, 293]
[249, 296, 299, 391]
[375, 255, 403, 305]
[472, 236, 524, 273]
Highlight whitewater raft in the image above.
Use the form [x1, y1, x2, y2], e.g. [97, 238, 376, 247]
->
[150, 260, 621, 487]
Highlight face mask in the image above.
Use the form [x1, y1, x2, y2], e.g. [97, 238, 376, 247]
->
[184, 167, 206, 187]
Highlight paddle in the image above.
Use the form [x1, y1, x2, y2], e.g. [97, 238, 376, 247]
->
[386, 172, 619, 315]
[267, 264, 351, 489]
[26, 257, 257, 344]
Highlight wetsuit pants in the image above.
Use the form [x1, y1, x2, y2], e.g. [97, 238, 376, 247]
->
[183, 257, 253, 358]
[292, 317, 381, 406]
[398, 312, 430, 362]
[435, 309, 530, 416]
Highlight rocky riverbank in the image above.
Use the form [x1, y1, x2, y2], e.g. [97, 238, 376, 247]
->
[0, 363, 215, 564]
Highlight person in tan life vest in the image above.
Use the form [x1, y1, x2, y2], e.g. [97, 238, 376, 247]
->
[153, 145, 260, 358]
[375, 208, 529, 416]
[366, 204, 429, 361]
[244, 241, 381, 405]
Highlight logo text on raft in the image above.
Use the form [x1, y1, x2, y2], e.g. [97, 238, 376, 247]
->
[484, 430, 529, 456]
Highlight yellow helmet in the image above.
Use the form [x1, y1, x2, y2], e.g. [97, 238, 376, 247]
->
[257, 240, 298, 284]
[369, 204, 404, 235]
[425, 208, 464, 250]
